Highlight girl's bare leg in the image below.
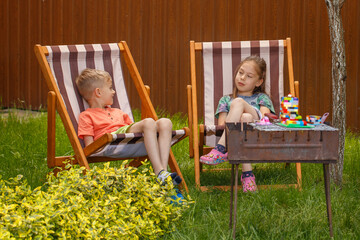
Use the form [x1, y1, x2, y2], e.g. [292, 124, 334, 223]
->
[239, 113, 255, 172]
[217, 98, 259, 146]
[215, 98, 259, 172]
[155, 118, 173, 169]
[127, 118, 163, 175]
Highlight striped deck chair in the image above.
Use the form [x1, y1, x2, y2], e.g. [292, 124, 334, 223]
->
[187, 38, 301, 191]
[34, 41, 189, 192]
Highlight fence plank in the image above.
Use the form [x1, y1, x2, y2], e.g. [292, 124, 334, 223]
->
[0, 0, 359, 131]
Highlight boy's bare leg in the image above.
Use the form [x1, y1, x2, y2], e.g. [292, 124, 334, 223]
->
[128, 118, 163, 175]
[155, 118, 172, 169]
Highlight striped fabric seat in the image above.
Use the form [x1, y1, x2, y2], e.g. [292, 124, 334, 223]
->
[92, 130, 188, 158]
[202, 40, 285, 146]
[45, 43, 186, 158]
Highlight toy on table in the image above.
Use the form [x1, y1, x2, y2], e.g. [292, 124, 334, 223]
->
[278, 94, 313, 128]
[306, 112, 329, 125]
[321, 112, 329, 123]
[306, 115, 321, 125]
[256, 116, 271, 125]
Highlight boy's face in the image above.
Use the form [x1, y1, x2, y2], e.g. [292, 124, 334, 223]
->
[99, 79, 115, 106]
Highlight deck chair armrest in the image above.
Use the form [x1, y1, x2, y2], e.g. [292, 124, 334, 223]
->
[183, 126, 190, 136]
[203, 124, 225, 136]
[179, 127, 190, 141]
[83, 133, 113, 157]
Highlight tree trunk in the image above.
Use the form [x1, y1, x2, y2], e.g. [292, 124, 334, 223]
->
[325, 0, 347, 187]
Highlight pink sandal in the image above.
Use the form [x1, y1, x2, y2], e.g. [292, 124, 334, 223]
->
[241, 174, 258, 192]
[200, 149, 227, 165]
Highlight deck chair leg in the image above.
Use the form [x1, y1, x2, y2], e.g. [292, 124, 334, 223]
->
[49, 165, 71, 177]
[49, 167, 63, 177]
[296, 163, 302, 190]
[128, 157, 146, 168]
[198, 126, 205, 175]
[193, 143, 201, 189]
[168, 150, 189, 193]
[47, 91, 56, 168]
[187, 85, 194, 158]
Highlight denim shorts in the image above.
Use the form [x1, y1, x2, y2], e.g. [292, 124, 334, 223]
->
[252, 106, 262, 120]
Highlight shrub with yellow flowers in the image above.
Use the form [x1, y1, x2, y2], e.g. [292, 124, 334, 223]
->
[0, 161, 190, 239]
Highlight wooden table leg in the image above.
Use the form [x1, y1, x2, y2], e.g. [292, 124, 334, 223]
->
[323, 164, 333, 238]
[229, 164, 235, 228]
[232, 164, 239, 240]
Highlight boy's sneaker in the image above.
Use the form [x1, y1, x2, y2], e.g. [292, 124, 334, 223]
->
[170, 172, 182, 185]
[241, 174, 258, 192]
[158, 170, 182, 185]
[200, 149, 227, 165]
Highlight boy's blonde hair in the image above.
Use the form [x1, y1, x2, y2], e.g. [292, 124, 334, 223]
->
[76, 68, 112, 101]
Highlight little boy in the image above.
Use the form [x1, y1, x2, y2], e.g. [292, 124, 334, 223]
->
[76, 68, 181, 186]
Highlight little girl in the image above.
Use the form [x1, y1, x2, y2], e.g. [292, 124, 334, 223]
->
[200, 56, 275, 192]
[75, 68, 182, 186]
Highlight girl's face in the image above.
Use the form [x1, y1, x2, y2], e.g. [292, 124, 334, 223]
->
[99, 80, 115, 106]
[234, 61, 263, 96]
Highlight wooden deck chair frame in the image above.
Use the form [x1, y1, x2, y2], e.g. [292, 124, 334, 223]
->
[34, 41, 189, 192]
[187, 37, 301, 191]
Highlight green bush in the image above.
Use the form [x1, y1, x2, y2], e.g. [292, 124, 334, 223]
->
[0, 162, 190, 239]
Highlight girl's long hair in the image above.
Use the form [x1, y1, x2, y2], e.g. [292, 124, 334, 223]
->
[231, 56, 267, 99]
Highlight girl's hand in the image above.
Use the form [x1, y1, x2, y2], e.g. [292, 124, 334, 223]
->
[264, 112, 278, 120]
[260, 106, 271, 117]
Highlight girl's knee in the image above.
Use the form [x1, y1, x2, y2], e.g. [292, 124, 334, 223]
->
[230, 98, 246, 108]
[156, 118, 172, 130]
[241, 113, 253, 122]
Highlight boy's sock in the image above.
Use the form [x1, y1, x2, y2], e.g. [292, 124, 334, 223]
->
[157, 170, 182, 185]
[214, 144, 226, 154]
[242, 170, 254, 178]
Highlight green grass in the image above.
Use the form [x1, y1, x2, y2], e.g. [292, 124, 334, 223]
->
[1, 109, 360, 239]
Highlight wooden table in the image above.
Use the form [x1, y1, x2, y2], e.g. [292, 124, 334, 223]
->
[226, 122, 339, 239]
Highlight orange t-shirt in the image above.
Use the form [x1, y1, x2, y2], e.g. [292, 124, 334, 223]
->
[78, 107, 133, 141]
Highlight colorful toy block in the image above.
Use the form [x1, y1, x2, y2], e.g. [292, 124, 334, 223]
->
[306, 115, 321, 125]
[279, 94, 307, 127]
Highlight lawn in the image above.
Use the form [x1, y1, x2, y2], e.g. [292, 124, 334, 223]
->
[0, 109, 359, 239]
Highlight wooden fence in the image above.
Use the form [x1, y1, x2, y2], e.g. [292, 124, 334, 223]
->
[1, 0, 359, 131]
